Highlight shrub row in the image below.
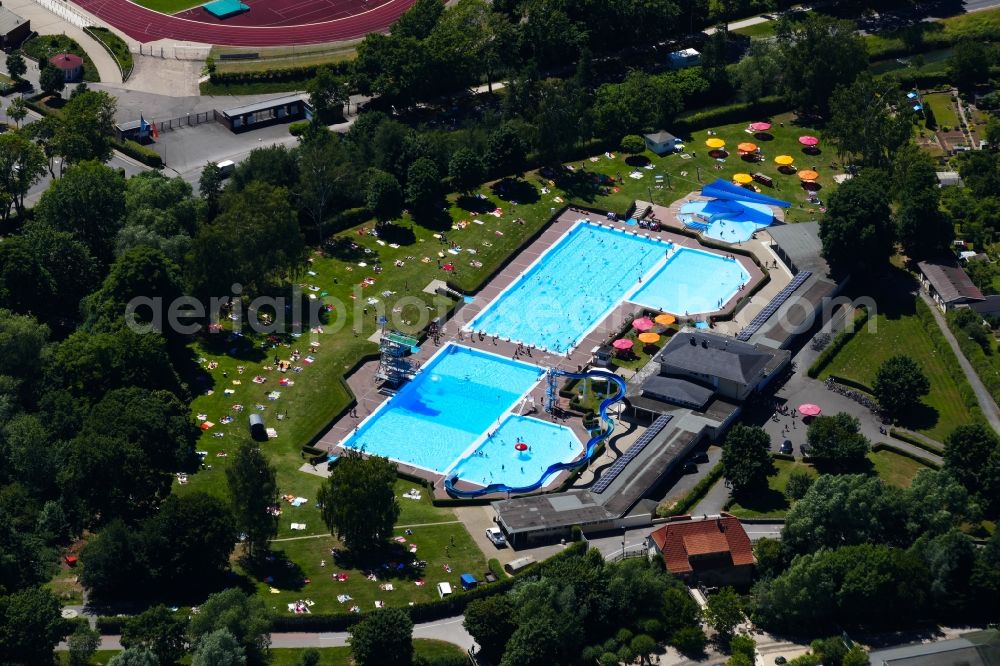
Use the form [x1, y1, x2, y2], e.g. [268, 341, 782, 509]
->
[288, 120, 310, 136]
[946, 313, 1000, 407]
[269, 541, 589, 632]
[84, 26, 134, 82]
[95, 616, 126, 634]
[914, 299, 984, 423]
[889, 427, 944, 455]
[661, 462, 725, 517]
[113, 139, 163, 168]
[806, 306, 871, 378]
[673, 96, 787, 134]
[208, 60, 352, 86]
[871, 442, 940, 469]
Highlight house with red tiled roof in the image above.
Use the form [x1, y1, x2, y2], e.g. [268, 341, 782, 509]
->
[646, 513, 755, 587]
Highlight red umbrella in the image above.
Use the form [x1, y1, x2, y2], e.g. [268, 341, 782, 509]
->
[798, 135, 819, 147]
[442, 263, 455, 271]
[632, 317, 655, 332]
[798, 404, 822, 417]
[612, 338, 634, 350]
[515, 442, 528, 452]
[750, 121, 771, 132]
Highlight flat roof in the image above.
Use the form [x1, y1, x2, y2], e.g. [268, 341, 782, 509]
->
[221, 94, 308, 118]
[767, 221, 829, 275]
[0, 6, 26, 34]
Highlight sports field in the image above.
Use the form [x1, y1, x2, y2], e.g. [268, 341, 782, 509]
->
[131, 0, 204, 14]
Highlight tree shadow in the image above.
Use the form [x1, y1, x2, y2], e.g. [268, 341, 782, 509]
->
[411, 205, 454, 232]
[489, 177, 540, 205]
[732, 485, 788, 515]
[812, 456, 875, 476]
[456, 194, 498, 214]
[329, 541, 425, 583]
[323, 236, 368, 262]
[246, 550, 308, 593]
[375, 222, 417, 246]
[549, 170, 604, 204]
[894, 401, 940, 432]
[625, 155, 651, 168]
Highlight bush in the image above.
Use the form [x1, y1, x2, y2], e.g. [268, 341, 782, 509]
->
[674, 96, 787, 133]
[413, 653, 468, 666]
[84, 27, 133, 81]
[289, 120, 310, 136]
[661, 463, 724, 517]
[209, 60, 352, 87]
[113, 139, 163, 168]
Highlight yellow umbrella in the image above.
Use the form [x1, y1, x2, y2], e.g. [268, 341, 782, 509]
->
[705, 137, 725, 149]
[798, 170, 819, 181]
[638, 332, 660, 344]
[737, 142, 758, 153]
[654, 313, 676, 326]
[733, 173, 753, 185]
[775, 155, 794, 166]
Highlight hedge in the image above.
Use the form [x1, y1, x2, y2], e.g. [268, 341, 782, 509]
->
[807, 306, 871, 378]
[95, 616, 126, 634]
[269, 541, 589, 631]
[673, 96, 788, 134]
[288, 120, 310, 136]
[946, 311, 1000, 408]
[113, 139, 163, 168]
[871, 442, 940, 469]
[208, 60, 351, 86]
[661, 462, 725, 517]
[889, 427, 944, 455]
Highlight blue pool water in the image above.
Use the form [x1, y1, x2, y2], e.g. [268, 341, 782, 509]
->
[628, 247, 749, 315]
[447, 415, 583, 488]
[341, 345, 544, 473]
[679, 199, 774, 243]
[468, 222, 668, 353]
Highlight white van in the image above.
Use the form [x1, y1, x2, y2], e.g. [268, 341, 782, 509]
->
[436, 582, 453, 599]
[216, 160, 235, 177]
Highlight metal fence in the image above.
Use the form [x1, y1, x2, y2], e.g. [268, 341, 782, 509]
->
[152, 110, 215, 133]
[606, 543, 648, 563]
[133, 43, 211, 61]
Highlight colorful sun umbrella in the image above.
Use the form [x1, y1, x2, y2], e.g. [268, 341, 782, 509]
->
[798, 135, 819, 146]
[612, 338, 634, 350]
[737, 142, 758, 153]
[654, 313, 676, 326]
[442, 263, 455, 271]
[798, 404, 822, 417]
[705, 137, 726, 149]
[632, 317, 655, 331]
[637, 332, 660, 344]
[774, 155, 794, 166]
[733, 173, 753, 185]
[514, 442, 528, 452]
[798, 170, 819, 181]
[750, 121, 772, 132]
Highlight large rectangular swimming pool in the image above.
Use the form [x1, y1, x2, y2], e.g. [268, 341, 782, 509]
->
[467, 221, 749, 353]
[340, 345, 581, 484]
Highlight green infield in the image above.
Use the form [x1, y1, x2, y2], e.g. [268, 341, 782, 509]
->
[130, 0, 207, 14]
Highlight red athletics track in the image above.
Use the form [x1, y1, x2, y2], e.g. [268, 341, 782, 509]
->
[71, 0, 418, 46]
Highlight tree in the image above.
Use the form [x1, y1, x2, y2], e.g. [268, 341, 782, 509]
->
[874, 355, 930, 418]
[781, 475, 908, 557]
[122, 605, 189, 665]
[5, 96, 27, 128]
[804, 413, 870, 470]
[5, 53, 26, 80]
[754, 538, 785, 581]
[296, 648, 321, 666]
[199, 161, 225, 219]
[826, 73, 913, 168]
[735, 40, 781, 102]
[392, 0, 443, 39]
[464, 595, 518, 662]
[730, 635, 756, 665]
[533, 79, 584, 164]
[231, 145, 299, 192]
[365, 168, 404, 223]
[108, 647, 159, 666]
[895, 189, 953, 261]
[0, 586, 66, 663]
[484, 123, 527, 178]
[193, 629, 246, 666]
[0, 131, 47, 224]
[307, 66, 348, 125]
[903, 469, 977, 539]
[405, 157, 441, 218]
[68, 623, 101, 666]
[704, 587, 744, 643]
[631, 634, 657, 665]
[225, 441, 279, 561]
[784, 470, 814, 501]
[448, 148, 484, 195]
[143, 493, 236, 589]
[720, 424, 773, 494]
[39, 63, 66, 97]
[819, 170, 894, 278]
[79, 519, 145, 597]
[775, 14, 867, 115]
[499, 617, 563, 666]
[971, 527, 1000, 614]
[669, 625, 707, 655]
[943, 424, 999, 495]
[188, 588, 271, 666]
[54, 90, 118, 164]
[621, 134, 646, 155]
[297, 128, 352, 241]
[910, 528, 976, 614]
[82, 246, 186, 334]
[318, 450, 399, 553]
[349, 607, 413, 666]
[33, 160, 126, 265]
[949, 40, 990, 92]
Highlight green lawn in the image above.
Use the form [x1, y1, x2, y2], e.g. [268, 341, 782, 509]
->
[819, 280, 975, 442]
[923, 92, 960, 130]
[727, 459, 817, 519]
[731, 20, 777, 39]
[130, 0, 204, 13]
[868, 449, 932, 488]
[21, 34, 99, 82]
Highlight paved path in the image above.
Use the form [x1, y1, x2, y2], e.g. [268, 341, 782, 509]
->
[919, 291, 1000, 434]
[271, 521, 461, 542]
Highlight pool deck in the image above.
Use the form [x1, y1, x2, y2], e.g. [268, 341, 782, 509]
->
[314, 205, 773, 499]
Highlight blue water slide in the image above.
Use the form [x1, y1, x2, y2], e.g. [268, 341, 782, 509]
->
[443, 369, 628, 498]
[701, 178, 792, 208]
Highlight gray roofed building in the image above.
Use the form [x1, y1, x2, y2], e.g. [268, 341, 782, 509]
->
[644, 130, 682, 155]
[658, 331, 779, 393]
[868, 630, 1000, 666]
[641, 376, 714, 409]
[917, 258, 985, 312]
[0, 5, 30, 49]
[767, 221, 828, 275]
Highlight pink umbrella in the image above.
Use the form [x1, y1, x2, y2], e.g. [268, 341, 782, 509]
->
[442, 263, 455, 271]
[632, 317, 655, 332]
[612, 338, 634, 350]
[798, 135, 819, 147]
[750, 121, 771, 132]
[798, 404, 822, 417]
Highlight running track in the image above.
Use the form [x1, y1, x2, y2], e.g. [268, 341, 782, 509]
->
[72, 0, 418, 45]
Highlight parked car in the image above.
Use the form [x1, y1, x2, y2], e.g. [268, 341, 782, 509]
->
[485, 527, 506, 547]
[780, 440, 793, 455]
[688, 451, 709, 464]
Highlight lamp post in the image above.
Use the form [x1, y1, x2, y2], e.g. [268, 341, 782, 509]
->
[621, 526, 627, 560]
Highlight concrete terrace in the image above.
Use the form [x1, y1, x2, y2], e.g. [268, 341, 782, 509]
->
[314, 203, 777, 498]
